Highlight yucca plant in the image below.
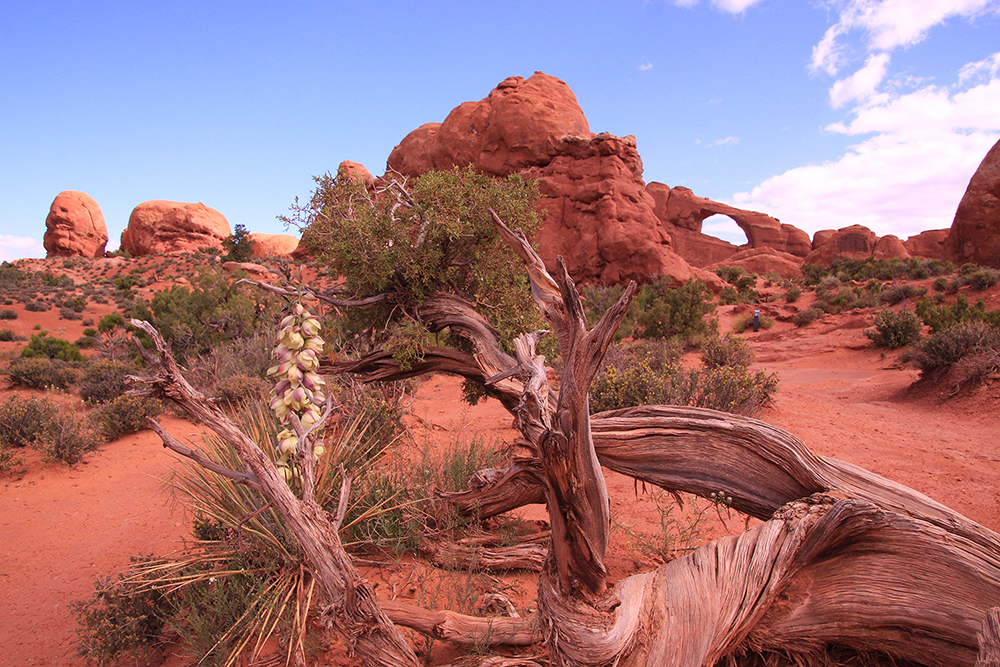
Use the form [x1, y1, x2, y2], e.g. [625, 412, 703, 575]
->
[100, 396, 413, 667]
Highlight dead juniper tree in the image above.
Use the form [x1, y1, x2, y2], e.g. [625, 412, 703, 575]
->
[132, 169, 1000, 667]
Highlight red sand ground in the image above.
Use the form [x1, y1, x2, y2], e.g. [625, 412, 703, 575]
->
[2, 278, 999, 666]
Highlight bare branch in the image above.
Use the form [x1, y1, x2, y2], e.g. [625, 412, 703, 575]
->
[146, 418, 260, 491]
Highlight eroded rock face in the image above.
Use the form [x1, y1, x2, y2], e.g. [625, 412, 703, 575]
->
[803, 225, 879, 265]
[386, 72, 700, 285]
[872, 235, 911, 261]
[249, 233, 299, 258]
[646, 183, 811, 259]
[43, 191, 108, 258]
[943, 139, 1000, 268]
[708, 247, 803, 280]
[904, 229, 949, 259]
[121, 201, 231, 256]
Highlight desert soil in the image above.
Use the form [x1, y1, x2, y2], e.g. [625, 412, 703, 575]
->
[2, 280, 999, 666]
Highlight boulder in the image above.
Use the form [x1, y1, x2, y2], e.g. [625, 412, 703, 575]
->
[222, 261, 278, 281]
[708, 247, 803, 280]
[43, 191, 108, 258]
[803, 225, 879, 265]
[338, 160, 376, 189]
[249, 233, 299, 258]
[942, 138, 1000, 268]
[121, 201, 231, 256]
[386, 72, 695, 285]
[904, 229, 949, 259]
[646, 183, 812, 258]
[872, 234, 911, 261]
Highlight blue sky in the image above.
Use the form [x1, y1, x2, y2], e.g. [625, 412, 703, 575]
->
[2, 0, 999, 262]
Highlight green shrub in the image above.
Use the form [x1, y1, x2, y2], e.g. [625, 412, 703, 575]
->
[59, 307, 83, 320]
[24, 300, 48, 312]
[915, 294, 1000, 334]
[20, 332, 83, 362]
[41, 417, 100, 464]
[80, 359, 136, 404]
[590, 340, 777, 416]
[701, 334, 754, 369]
[631, 279, 717, 342]
[865, 309, 922, 349]
[5, 357, 79, 389]
[0, 447, 23, 474]
[89, 394, 163, 441]
[783, 285, 802, 303]
[879, 284, 928, 305]
[714, 266, 747, 284]
[70, 556, 171, 666]
[907, 321, 1000, 374]
[792, 307, 824, 328]
[0, 328, 16, 341]
[932, 276, 961, 293]
[691, 365, 778, 415]
[965, 267, 1000, 290]
[0, 308, 16, 319]
[0, 395, 58, 448]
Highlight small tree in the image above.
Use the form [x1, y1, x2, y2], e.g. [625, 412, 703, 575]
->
[222, 224, 256, 262]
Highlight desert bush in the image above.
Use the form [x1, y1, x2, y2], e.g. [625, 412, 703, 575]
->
[701, 334, 754, 369]
[590, 340, 777, 416]
[0, 446, 22, 474]
[71, 556, 171, 666]
[79, 359, 136, 404]
[692, 365, 778, 415]
[89, 394, 163, 441]
[803, 257, 954, 286]
[631, 278, 717, 342]
[20, 332, 83, 362]
[783, 285, 802, 303]
[214, 373, 269, 407]
[581, 283, 627, 329]
[0, 328, 17, 341]
[915, 294, 1000, 334]
[965, 266, 1000, 290]
[879, 284, 928, 305]
[63, 296, 87, 312]
[932, 276, 961, 293]
[907, 321, 1000, 375]
[5, 357, 79, 389]
[59, 307, 83, 320]
[731, 311, 774, 333]
[0, 395, 58, 448]
[24, 300, 48, 312]
[0, 308, 16, 320]
[40, 416, 100, 464]
[792, 307, 824, 328]
[865, 309, 922, 349]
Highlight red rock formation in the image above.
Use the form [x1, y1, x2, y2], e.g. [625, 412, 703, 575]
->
[646, 183, 811, 259]
[872, 235, 911, 261]
[812, 229, 837, 250]
[121, 201, 230, 256]
[385, 72, 705, 286]
[339, 161, 376, 189]
[903, 229, 949, 259]
[942, 138, 1000, 268]
[803, 225, 879, 265]
[43, 191, 108, 258]
[708, 247, 803, 280]
[249, 233, 299, 258]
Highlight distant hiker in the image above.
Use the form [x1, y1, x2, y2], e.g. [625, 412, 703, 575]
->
[753, 309, 760, 332]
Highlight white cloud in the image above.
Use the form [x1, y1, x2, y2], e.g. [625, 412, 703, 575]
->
[812, 0, 1000, 74]
[712, 0, 765, 12]
[829, 53, 891, 108]
[710, 136, 740, 146]
[731, 69, 1000, 239]
[959, 51, 1000, 85]
[639, 59, 655, 71]
[0, 235, 45, 262]
[671, 0, 764, 12]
